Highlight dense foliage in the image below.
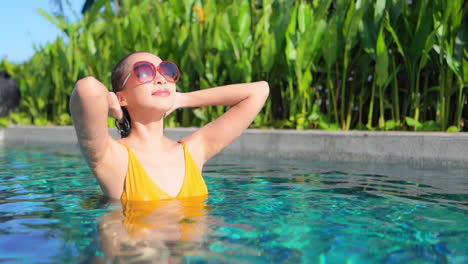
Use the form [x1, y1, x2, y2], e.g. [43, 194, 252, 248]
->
[1, 0, 467, 131]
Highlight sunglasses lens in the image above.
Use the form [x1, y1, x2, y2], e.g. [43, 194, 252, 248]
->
[134, 63, 156, 83]
[159, 62, 180, 82]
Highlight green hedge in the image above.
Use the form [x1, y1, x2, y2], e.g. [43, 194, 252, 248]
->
[1, 0, 467, 131]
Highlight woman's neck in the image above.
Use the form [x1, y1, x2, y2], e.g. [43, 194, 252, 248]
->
[126, 118, 170, 151]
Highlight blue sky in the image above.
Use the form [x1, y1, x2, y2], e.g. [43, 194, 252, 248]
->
[1, 0, 84, 63]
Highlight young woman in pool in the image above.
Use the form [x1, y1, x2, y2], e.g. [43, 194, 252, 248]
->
[70, 51, 269, 201]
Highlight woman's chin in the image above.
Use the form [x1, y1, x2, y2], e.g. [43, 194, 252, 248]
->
[151, 97, 175, 109]
[129, 99, 174, 116]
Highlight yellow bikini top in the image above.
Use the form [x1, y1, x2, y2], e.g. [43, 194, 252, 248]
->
[119, 141, 208, 202]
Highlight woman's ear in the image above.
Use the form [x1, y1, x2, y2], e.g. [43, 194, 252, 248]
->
[116, 92, 128, 106]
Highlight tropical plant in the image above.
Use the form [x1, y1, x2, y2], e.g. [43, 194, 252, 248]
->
[1, 0, 466, 131]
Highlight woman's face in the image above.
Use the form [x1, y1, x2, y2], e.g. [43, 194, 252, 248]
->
[117, 53, 177, 117]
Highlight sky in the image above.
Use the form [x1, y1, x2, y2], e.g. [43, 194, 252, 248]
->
[1, 0, 84, 63]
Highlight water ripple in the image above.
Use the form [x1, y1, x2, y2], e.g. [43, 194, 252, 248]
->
[0, 145, 467, 263]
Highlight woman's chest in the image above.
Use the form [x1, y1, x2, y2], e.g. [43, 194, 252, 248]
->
[136, 152, 186, 196]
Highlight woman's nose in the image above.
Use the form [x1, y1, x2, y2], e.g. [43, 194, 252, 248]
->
[154, 72, 167, 85]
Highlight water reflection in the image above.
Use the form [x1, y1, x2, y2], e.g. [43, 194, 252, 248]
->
[98, 196, 210, 263]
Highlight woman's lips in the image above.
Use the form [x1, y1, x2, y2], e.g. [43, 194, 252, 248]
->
[152, 89, 170, 97]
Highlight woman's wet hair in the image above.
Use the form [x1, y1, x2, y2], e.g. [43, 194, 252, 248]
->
[111, 51, 150, 138]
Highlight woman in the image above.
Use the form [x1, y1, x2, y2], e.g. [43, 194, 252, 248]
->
[70, 51, 269, 201]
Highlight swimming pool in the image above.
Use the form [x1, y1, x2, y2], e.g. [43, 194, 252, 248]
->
[0, 144, 467, 263]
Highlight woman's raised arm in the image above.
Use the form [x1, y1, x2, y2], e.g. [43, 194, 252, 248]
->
[179, 81, 270, 164]
[69, 76, 115, 168]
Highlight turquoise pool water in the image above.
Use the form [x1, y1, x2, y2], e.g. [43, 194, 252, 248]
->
[0, 144, 467, 263]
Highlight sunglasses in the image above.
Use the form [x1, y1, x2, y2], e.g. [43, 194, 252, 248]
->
[121, 61, 180, 89]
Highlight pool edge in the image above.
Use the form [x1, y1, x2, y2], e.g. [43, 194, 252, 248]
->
[2, 125, 467, 167]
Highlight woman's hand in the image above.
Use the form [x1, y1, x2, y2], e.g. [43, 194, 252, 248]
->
[107, 92, 123, 122]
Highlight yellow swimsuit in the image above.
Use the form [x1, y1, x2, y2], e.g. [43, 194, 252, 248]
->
[119, 141, 208, 202]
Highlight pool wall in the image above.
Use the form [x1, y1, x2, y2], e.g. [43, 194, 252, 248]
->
[1, 125, 467, 166]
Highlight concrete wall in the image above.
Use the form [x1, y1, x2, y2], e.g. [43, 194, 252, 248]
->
[1, 125, 467, 166]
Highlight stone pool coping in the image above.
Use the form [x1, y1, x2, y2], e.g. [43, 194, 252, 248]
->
[1, 125, 467, 167]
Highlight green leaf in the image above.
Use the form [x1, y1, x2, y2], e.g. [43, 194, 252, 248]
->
[464, 54, 468, 85]
[193, 108, 207, 121]
[359, 16, 377, 56]
[446, 126, 460, 132]
[384, 120, 399, 130]
[285, 3, 299, 63]
[323, 17, 339, 69]
[384, 13, 406, 59]
[374, 0, 386, 23]
[419, 121, 440, 131]
[9, 112, 31, 124]
[298, 70, 313, 94]
[260, 32, 276, 72]
[0, 117, 9, 128]
[299, 19, 327, 70]
[36, 9, 68, 33]
[405, 117, 422, 128]
[297, 1, 308, 33]
[237, 0, 251, 43]
[419, 29, 436, 70]
[319, 122, 340, 130]
[308, 104, 321, 122]
[59, 113, 71, 125]
[409, 0, 432, 63]
[375, 26, 389, 86]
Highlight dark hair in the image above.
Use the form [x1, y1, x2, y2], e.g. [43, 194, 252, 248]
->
[111, 51, 150, 138]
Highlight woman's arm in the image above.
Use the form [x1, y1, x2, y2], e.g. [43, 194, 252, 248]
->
[69, 76, 116, 168]
[179, 81, 270, 164]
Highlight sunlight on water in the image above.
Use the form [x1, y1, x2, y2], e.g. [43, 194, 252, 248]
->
[0, 145, 467, 263]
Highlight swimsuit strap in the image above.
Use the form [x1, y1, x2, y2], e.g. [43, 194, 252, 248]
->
[177, 141, 208, 198]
